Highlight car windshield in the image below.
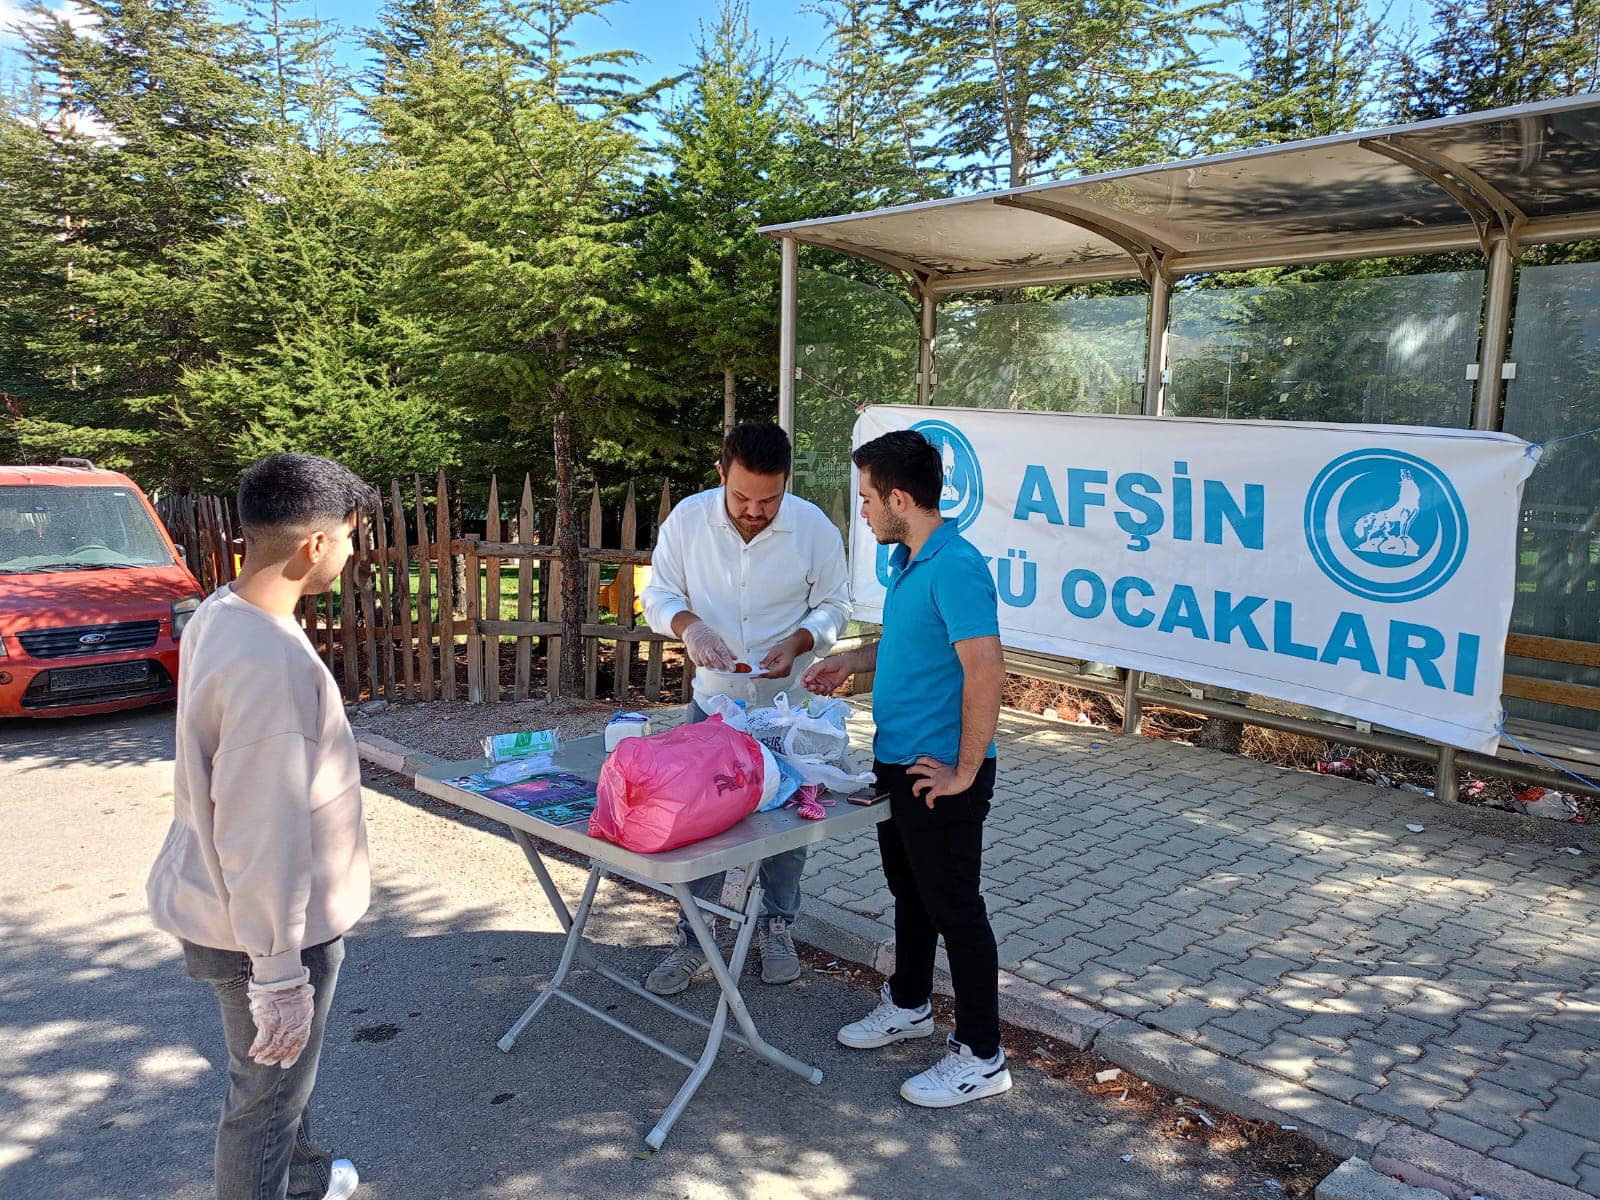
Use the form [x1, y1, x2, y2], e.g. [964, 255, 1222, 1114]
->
[0, 484, 175, 573]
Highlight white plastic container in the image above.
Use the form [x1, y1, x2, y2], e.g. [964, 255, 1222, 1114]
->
[604, 712, 652, 751]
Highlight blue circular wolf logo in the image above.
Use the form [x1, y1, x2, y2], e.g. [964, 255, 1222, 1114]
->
[910, 419, 983, 533]
[1304, 449, 1468, 603]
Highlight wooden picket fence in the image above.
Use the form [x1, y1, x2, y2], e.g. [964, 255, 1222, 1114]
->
[156, 473, 689, 705]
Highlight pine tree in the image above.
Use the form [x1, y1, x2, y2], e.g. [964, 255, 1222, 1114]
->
[1220, 0, 1384, 145]
[246, 0, 353, 152]
[1385, 0, 1600, 120]
[889, 0, 1222, 190]
[635, 3, 804, 437]
[0, 84, 51, 463]
[805, 0, 939, 202]
[1, 0, 265, 483]
[180, 140, 457, 489]
[502, 0, 664, 121]
[369, 0, 645, 694]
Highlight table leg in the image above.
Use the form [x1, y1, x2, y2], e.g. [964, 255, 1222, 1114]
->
[498, 863, 602, 1053]
[511, 828, 574, 932]
[646, 876, 767, 1150]
[672, 878, 825, 1087]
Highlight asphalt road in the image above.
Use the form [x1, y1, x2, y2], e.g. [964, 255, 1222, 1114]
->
[2, 705, 1264, 1200]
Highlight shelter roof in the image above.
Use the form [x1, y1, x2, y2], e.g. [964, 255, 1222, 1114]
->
[759, 96, 1600, 294]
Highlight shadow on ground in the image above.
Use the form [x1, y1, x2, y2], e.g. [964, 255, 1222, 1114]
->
[0, 702, 178, 773]
[3, 801, 1235, 1200]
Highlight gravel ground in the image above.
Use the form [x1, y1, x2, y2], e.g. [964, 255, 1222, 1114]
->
[349, 696, 689, 759]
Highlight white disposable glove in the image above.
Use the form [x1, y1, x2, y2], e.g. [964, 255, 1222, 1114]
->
[682, 619, 737, 671]
[247, 976, 316, 1069]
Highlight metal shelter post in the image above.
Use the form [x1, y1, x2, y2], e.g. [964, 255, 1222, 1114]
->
[916, 284, 936, 405]
[1122, 669, 1144, 736]
[1436, 744, 1458, 804]
[1123, 270, 1173, 735]
[1474, 233, 1517, 431]
[1143, 271, 1171, 417]
[778, 236, 798, 438]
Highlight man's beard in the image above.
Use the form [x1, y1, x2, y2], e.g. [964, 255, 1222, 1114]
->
[726, 501, 771, 536]
[873, 512, 909, 545]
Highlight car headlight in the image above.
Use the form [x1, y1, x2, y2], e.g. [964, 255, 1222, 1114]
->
[172, 595, 202, 640]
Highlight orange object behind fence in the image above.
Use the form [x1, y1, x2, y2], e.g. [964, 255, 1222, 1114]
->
[599, 564, 651, 616]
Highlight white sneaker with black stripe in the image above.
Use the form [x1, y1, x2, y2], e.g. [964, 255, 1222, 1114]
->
[900, 1036, 1013, 1108]
[836, 983, 936, 1049]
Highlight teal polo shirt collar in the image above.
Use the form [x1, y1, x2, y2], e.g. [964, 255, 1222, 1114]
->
[888, 518, 962, 574]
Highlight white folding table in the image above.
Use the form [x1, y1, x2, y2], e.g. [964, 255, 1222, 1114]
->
[414, 734, 890, 1149]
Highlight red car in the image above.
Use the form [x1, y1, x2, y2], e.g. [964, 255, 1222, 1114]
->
[0, 460, 204, 717]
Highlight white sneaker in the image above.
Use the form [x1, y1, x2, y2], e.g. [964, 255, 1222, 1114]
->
[837, 982, 936, 1049]
[900, 1037, 1013, 1108]
[323, 1158, 359, 1200]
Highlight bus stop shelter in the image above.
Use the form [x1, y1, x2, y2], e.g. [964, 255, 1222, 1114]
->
[760, 94, 1600, 797]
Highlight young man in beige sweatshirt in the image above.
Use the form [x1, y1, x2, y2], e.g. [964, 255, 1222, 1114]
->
[148, 453, 377, 1200]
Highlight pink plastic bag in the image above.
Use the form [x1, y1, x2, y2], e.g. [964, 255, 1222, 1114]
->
[589, 715, 765, 853]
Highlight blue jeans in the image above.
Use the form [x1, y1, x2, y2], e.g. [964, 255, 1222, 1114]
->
[676, 701, 806, 949]
[181, 937, 345, 1200]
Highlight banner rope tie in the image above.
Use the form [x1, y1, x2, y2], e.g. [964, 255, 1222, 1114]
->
[1528, 423, 1600, 461]
[1495, 719, 1600, 794]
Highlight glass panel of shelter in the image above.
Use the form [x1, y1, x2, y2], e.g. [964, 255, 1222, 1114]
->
[1501, 261, 1600, 734]
[933, 294, 1147, 415]
[792, 267, 917, 542]
[1165, 271, 1482, 427]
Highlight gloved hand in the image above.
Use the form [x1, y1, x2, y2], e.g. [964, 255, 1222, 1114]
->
[247, 976, 316, 1069]
[682, 620, 736, 671]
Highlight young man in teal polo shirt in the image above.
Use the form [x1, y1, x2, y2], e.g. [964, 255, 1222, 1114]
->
[802, 429, 1011, 1108]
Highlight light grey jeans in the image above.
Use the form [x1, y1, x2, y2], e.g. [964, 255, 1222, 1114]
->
[181, 937, 345, 1200]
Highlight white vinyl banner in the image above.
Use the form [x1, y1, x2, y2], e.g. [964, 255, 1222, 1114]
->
[849, 406, 1539, 754]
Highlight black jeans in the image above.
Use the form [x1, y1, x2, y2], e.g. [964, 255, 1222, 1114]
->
[181, 937, 345, 1200]
[874, 757, 1000, 1059]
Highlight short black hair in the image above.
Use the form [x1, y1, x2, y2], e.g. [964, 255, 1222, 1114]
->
[721, 421, 791, 477]
[238, 453, 378, 532]
[852, 430, 942, 511]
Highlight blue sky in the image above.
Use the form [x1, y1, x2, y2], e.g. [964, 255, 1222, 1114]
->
[0, 1, 837, 99]
[282, 0, 837, 84]
[1, 0, 1432, 133]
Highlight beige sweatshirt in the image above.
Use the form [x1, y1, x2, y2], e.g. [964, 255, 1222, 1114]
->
[147, 585, 369, 986]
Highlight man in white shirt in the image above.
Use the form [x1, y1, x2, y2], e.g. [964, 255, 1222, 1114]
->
[148, 453, 376, 1200]
[641, 421, 850, 994]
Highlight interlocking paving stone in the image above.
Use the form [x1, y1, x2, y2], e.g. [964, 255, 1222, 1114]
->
[808, 707, 1600, 1194]
[1518, 1021, 1598, 1068]
[1356, 1075, 1451, 1127]
[1032, 937, 1106, 977]
[1427, 1109, 1515, 1155]
[1578, 1152, 1600, 1197]
[1489, 1117, 1589, 1185]
[1078, 918, 1154, 954]
[1535, 1091, 1600, 1140]
[1230, 951, 1303, 987]
[1246, 1032, 1337, 1081]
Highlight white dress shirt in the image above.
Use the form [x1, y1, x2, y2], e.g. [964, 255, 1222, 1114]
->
[642, 487, 851, 710]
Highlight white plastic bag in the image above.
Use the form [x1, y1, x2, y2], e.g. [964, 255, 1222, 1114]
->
[772, 692, 850, 762]
[757, 691, 874, 794]
[757, 743, 781, 811]
[787, 756, 876, 794]
[743, 703, 790, 754]
[755, 744, 805, 812]
[700, 693, 749, 733]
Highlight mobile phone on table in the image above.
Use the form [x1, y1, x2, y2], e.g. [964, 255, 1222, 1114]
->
[848, 792, 888, 806]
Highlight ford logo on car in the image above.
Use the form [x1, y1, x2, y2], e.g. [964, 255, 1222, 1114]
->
[78, 632, 108, 645]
